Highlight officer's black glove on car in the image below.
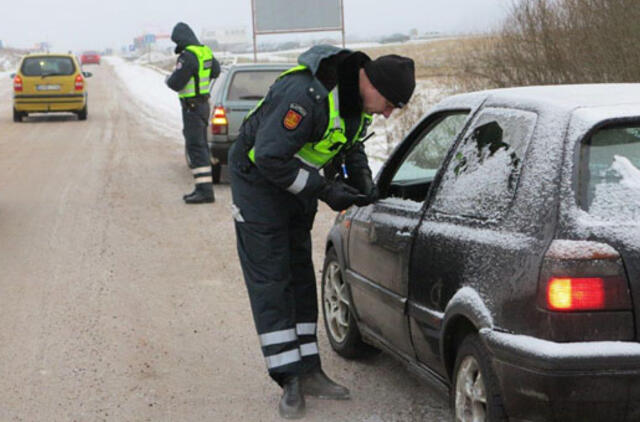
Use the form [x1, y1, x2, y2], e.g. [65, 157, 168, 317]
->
[319, 181, 371, 211]
[347, 169, 379, 203]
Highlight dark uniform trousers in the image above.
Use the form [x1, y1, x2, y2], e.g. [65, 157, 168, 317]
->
[229, 140, 322, 386]
[181, 100, 212, 184]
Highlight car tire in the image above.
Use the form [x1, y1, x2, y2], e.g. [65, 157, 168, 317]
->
[212, 163, 222, 184]
[321, 247, 379, 359]
[13, 108, 23, 122]
[451, 333, 508, 422]
[78, 105, 88, 121]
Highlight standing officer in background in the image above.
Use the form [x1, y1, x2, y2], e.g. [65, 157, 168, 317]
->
[228, 44, 415, 419]
[166, 22, 220, 204]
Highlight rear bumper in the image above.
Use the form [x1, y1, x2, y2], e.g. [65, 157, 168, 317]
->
[482, 329, 640, 421]
[14, 94, 86, 112]
[208, 138, 236, 164]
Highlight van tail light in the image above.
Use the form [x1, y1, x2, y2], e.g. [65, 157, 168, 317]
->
[13, 75, 23, 92]
[211, 106, 228, 135]
[538, 240, 632, 312]
[74, 74, 84, 91]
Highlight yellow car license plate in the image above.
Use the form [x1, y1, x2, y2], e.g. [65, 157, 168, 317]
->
[36, 84, 61, 91]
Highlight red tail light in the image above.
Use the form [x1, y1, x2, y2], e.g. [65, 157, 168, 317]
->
[547, 277, 605, 310]
[211, 106, 228, 135]
[539, 240, 632, 312]
[545, 276, 631, 311]
[13, 75, 23, 92]
[74, 74, 84, 91]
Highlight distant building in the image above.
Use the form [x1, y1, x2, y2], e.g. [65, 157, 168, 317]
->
[201, 28, 250, 52]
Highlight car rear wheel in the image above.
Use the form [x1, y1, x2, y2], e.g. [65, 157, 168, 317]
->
[77, 105, 88, 121]
[212, 163, 222, 184]
[321, 248, 378, 358]
[451, 333, 507, 422]
[13, 109, 24, 122]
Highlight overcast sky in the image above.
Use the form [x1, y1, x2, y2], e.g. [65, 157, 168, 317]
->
[1, 0, 512, 51]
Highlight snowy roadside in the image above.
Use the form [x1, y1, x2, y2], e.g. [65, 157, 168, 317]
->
[1, 72, 12, 99]
[106, 56, 182, 142]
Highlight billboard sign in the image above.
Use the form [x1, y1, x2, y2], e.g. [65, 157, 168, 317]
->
[253, 0, 342, 34]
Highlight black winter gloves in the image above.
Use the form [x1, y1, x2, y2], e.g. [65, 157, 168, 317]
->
[319, 181, 371, 211]
[347, 170, 379, 204]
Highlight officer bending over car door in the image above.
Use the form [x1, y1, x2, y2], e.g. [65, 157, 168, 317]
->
[166, 22, 221, 204]
[228, 45, 415, 419]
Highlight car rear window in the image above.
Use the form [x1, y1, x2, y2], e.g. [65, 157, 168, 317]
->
[577, 124, 640, 222]
[226, 70, 281, 101]
[21, 57, 75, 76]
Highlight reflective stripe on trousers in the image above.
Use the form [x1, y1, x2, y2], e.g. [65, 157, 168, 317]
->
[259, 326, 319, 370]
[192, 166, 212, 184]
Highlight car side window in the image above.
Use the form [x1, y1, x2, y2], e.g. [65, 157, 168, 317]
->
[431, 108, 537, 221]
[386, 112, 469, 202]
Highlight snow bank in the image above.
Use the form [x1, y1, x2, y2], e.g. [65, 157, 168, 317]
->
[106, 56, 182, 141]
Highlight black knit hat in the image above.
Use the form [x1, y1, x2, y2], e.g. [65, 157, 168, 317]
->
[364, 55, 415, 108]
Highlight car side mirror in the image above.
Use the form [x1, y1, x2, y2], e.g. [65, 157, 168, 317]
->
[82, 71, 93, 78]
[10, 73, 15, 79]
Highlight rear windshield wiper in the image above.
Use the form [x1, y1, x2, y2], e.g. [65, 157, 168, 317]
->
[238, 95, 264, 100]
[40, 72, 64, 79]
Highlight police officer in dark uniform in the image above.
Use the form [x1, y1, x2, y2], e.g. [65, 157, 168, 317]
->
[228, 45, 415, 419]
[166, 22, 221, 204]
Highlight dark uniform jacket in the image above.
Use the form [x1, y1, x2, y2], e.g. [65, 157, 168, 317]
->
[166, 22, 220, 94]
[234, 45, 374, 203]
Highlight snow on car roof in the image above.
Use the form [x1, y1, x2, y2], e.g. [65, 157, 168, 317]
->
[441, 84, 640, 118]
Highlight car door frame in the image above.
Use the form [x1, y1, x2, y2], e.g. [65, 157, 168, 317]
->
[345, 105, 484, 362]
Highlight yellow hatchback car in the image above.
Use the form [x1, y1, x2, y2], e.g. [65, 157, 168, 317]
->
[12, 53, 92, 122]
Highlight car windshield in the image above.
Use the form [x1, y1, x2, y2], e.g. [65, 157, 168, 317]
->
[578, 124, 640, 222]
[226, 70, 281, 101]
[21, 57, 75, 76]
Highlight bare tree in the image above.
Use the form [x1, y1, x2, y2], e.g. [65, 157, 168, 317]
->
[454, 0, 640, 89]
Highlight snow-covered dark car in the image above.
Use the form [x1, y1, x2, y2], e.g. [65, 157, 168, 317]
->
[322, 84, 640, 422]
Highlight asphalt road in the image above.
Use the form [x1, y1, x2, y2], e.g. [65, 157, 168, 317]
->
[0, 63, 450, 421]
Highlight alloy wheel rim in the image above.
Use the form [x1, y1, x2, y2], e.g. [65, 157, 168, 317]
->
[455, 355, 487, 422]
[323, 261, 350, 343]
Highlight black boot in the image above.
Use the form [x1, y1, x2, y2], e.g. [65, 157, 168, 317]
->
[278, 376, 305, 419]
[300, 368, 350, 400]
[183, 184, 214, 204]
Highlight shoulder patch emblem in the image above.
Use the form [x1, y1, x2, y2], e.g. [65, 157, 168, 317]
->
[176, 61, 183, 70]
[289, 103, 308, 117]
[283, 109, 303, 130]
